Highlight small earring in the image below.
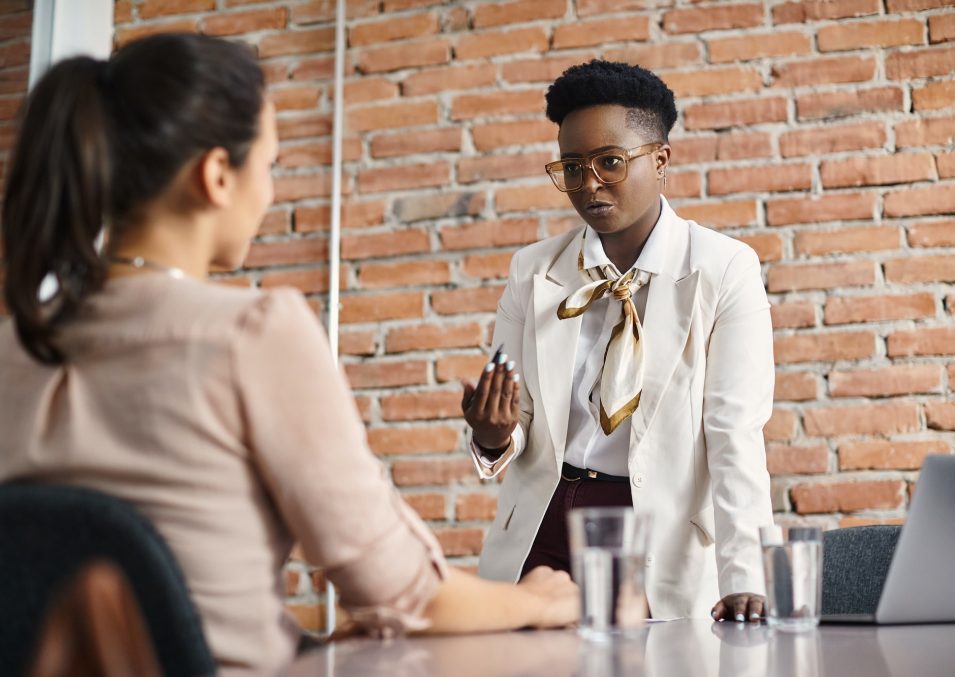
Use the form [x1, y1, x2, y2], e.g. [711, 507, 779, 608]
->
[658, 170, 667, 190]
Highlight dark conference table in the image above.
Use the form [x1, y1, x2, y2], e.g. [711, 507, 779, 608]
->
[287, 619, 955, 676]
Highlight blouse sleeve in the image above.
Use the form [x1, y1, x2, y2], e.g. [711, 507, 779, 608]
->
[233, 288, 446, 635]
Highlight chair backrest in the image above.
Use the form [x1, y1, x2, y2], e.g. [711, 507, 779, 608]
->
[822, 525, 902, 616]
[0, 482, 216, 677]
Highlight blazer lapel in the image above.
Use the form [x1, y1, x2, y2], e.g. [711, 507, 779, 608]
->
[533, 229, 585, 466]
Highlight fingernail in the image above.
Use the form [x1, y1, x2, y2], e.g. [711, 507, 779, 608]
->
[750, 613, 760, 621]
[735, 614, 745, 622]
[710, 611, 717, 619]
[512, 373, 520, 382]
[506, 360, 515, 370]
[484, 363, 494, 373]
[496, 352, 507, 364]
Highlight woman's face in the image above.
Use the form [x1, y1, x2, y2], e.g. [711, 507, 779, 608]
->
[212, 100, 278, 270]
[556, 104, 668, 237]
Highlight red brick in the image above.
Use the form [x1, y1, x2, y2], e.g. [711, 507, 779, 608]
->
[829, 364, 942, 398]
[357, 162, 449, 194]
[926, 402, 955, 430]
[894, 115, 955, 148]
[824, 292, 936, 325]
[885, 184, 955, 217]
[139, 0, 214, 19]
[708, 164, 811, 195]
[358, 260, 450, 289]
[274, 172, 336, 202]
[386, 322, 485, 354]
[201, 7, 286, 36]
[472, 119, 557, 151]
[797, 87, 903, 121]
[271, 86, 322, 113]
[884, 255, 955, 284]
[779, 121, 886, 157]
[662, 68, 762, 98]
[285, 568, 301, 596]
[347, 100, 438, 133]
[938, 151, 955, 178]
[357, 38, 451, 74]
[367, 425, 460, 455]
[259, 268, 332, 294]
[495, 183, 568, 212]
[435, 527, 484, 556]
[440, 218, 539, 251]
[501, 56, 590, 84]
[113, 0, 133, 23]
[341, 229, 431, 261]
[473, 0, 566, 28]
[340, 291, 423, 324]
[735, 233, 781, 263]
[114, 20, 198, 47]
[455, 493, 498, 521]
[663, 171, 701, 199]
[451, 90, 544, 121]
[818, 19, 923, 52]
[258, 209, 291, 236]
[821, 153, 935, 189]
[342, 77, 399, 105]
[929, 13, 955, 44]
[291, 0, 379, 22]
[277, 113, 333, 140]
[794, 226, 900, 256]
[604, 43, 702, 70]
[886, 45, 955, 80]
[888, 327, 955, 357]
[772, 55, 876, 89]
[663, 3, 763, 34]
[259, 27, 334, 58]
[455, 27, 548, 60]
[676, 200, 758, 228]
[286, 603, 324, 633]
[461, 252, 515, 280]
[804, 403, 920, 436]
[394, 191, 485, 223]
[767, 444, 829, 476]
[708, 32, 811, 64]
[458, 151, 552, 184]
[349, 13, 438, 46]
[774, 331, 875, 364]
[791, 480, 906, 514]
[353, 396, 372, 423]
[766, 193, 877, 226]
[392, 458, 475, 486]
[552, 17, 650, 49]
[913, 80, 955, 112]
[339, 330, 377, 356]
[577, 0, 658, 15]
[404, 493, 447, 520]
[775, 371, 818, 401]
[344, 360, 428, 389]
[771, 301, 817, 329]
[772, 0, 881, 24]
[768, 261, 875, 292]
[908, 220, 955, 247]
[291, 56, 341, 82]
[278, 137, 361, 169]
[244, 238, 328, 269]
[382, 390, 464, 421]
[684, 98, 788, 131]
[436, 354, 490, 383]
[371, 127, 461, 159]
[402, 63, 497, 96]
[839, 440, 950, 471]
[296, 201, 387, 232]
[764, 408, 797, 442]
[431, 286, 504, 315]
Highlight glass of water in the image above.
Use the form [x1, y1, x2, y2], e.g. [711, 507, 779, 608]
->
[760, 525, 823, 631]
[567, 507, 652, 641]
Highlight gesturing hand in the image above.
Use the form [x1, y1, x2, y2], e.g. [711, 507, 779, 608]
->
[461, 348, 521, 452]
[711, 593, 765, 623]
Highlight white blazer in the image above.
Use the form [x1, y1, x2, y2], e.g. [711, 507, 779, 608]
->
[473, 198, 775, 619]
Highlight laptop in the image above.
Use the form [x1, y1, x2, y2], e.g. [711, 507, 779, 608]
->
[821, 454, 955, 624]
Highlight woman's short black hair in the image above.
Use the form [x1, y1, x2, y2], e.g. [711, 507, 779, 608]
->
[545, 60, 677, 142]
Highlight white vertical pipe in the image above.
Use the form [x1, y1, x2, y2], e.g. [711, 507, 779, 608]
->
[324, 0, 346, 636]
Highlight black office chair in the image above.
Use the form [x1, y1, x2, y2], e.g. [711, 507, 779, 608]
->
[0, 482, 216, 677]
[822, 525, 902, 616]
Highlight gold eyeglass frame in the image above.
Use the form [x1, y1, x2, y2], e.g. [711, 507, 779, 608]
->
[544, 142, 664, 193]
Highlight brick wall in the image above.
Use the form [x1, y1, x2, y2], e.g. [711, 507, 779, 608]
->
[53, 0, 955, 631]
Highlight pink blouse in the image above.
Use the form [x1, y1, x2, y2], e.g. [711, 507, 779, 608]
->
[0, 274, 446, 675]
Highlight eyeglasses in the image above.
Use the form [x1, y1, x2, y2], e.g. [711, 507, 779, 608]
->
[544, 142, 663, 193]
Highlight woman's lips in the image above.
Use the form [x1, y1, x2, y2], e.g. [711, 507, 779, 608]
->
[586, 202, 614, 217]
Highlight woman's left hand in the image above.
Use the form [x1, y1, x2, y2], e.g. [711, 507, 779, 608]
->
[711, 593, 765, 623]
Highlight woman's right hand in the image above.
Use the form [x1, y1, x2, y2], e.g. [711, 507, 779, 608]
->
[518, 566, 580, 629]
[461, 350, 521, 452]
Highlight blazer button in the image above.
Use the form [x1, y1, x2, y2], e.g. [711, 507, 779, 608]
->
[632, 474, 644, 487]
[645, 554, 654, 565]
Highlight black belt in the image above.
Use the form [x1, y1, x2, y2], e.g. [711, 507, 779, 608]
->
[561, 462, 630, 483]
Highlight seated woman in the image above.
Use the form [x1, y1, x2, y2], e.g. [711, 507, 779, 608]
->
[0, 33, 576, 675]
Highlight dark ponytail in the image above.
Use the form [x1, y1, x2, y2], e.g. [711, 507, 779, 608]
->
[2, 33, 264, 364]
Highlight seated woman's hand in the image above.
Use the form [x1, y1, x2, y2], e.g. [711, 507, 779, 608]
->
[711, 592, 765, 623]
[461, 350, 520, 452]
[517, 566, 580, 629]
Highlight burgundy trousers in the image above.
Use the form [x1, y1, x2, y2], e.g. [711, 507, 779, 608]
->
[519, 474, 633, 579]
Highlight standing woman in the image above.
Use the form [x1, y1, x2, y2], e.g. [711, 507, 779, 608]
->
[0, 34, 576, 675]
[463, 60, 775, 623]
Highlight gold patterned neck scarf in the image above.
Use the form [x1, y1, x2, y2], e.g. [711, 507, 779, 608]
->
[557, 230, 649, 435]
